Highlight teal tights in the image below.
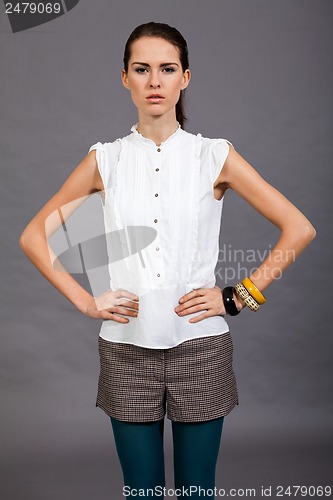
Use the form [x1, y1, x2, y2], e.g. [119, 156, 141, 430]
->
[110, 416, 224, 499]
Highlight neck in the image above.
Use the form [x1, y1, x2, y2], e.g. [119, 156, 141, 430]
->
[136, 112, 179, 146]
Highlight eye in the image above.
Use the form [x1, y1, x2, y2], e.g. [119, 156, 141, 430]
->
[163, 67, 175, 73]
[135, 67, 148, 74]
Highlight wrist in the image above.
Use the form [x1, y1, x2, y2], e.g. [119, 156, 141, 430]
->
[75, 293, 95, 315]
[233, 290, 246, 311]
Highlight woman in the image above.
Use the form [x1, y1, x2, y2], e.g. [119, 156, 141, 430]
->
[19, 22, 315, 499]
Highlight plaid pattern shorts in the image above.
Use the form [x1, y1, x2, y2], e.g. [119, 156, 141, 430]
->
[96, 332, 238, 422]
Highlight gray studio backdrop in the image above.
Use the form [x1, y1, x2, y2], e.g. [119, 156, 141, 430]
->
[1, 1, 332, 499]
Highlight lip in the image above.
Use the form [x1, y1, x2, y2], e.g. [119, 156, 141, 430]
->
[146, 94, 165, 101]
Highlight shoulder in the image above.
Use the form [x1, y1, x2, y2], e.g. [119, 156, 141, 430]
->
[182, 130, 234, 152]
[87, 136, 128, 191]
[88, 136, 124, 158]
[200, 136, 234, 151]
[196, 135, 235, 168]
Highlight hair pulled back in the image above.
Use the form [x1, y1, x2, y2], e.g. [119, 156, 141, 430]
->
[123, 22, 189, 128]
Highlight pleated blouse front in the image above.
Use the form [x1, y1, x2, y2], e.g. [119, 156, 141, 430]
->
[88, 125, 233, 348]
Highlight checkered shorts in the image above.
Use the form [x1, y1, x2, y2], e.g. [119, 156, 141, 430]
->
[96, 332, 238, 422]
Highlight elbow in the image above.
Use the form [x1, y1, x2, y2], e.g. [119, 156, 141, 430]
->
[19, 226, 35, 254]
[281, 218, 316, 250]
[310, 224, 316, 241]
[299, 220, 316, 246]
[305, 221, 316, 241]
[19, 229, 29, 253]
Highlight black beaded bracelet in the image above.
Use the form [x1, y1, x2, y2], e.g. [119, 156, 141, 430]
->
[222, 286, 240, 316]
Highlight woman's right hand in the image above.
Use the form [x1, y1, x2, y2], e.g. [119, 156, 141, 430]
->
[82, 289, 139, 323]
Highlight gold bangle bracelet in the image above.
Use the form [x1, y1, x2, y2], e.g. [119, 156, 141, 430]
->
[234, 282, 260, 312]
[242, 277, 267, 305]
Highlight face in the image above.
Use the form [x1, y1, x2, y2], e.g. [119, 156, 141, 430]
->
[122, 36, 191, 120]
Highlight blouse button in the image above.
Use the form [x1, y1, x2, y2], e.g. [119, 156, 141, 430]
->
[156, 247, 159, 251]
[157, 273, 161, 277]
[154, 219, 158, 223]
[157, 148, 161, 152]
[155, 193, 158, 197]
[155, 168, 159, 172]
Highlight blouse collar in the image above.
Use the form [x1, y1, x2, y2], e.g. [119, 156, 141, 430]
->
[130, 123, 183, 150]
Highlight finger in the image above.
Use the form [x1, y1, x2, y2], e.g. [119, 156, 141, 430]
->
[175, 296, 207, 313]
[116, 298, 139, 310]
[178, 290, 197, 304]
[176, 304, 209, 316]
[96, 296, 139, 311]
[178, 288, 209, 304]
[100, 311, 129, 323]
[118, 289, 139, 301]
[188, 311, 211, 323]
[110, 305, 139, 317]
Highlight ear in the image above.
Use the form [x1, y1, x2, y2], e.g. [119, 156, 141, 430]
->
[181, 69, 191, 90]
[121, 69, 130, 90]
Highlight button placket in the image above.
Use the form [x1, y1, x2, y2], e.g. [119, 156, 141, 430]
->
[152, 147, 163, 280]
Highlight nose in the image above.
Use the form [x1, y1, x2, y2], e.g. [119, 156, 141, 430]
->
[149, 72, 161, 88]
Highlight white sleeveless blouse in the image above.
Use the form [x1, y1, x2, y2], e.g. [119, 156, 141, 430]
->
[89, 125, 233, 349]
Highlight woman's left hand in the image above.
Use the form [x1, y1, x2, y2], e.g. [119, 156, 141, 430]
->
[174, 285, 226, 323]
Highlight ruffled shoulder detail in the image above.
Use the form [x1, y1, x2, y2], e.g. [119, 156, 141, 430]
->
[88, 139, 122, 190]
[211, 138, 234, 183]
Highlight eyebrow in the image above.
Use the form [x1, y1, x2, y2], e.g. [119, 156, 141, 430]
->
[131, 62, 180, 67]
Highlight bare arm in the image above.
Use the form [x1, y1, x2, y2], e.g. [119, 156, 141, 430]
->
[19, 150, 138, 323]
[219, 146, 316, 292]
[175, 145, 316, 321]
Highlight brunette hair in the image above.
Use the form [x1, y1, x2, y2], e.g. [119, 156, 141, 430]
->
[123, 22, 189, 128]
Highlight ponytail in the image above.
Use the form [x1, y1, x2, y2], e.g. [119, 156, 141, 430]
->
[176, 92, 187, 129]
